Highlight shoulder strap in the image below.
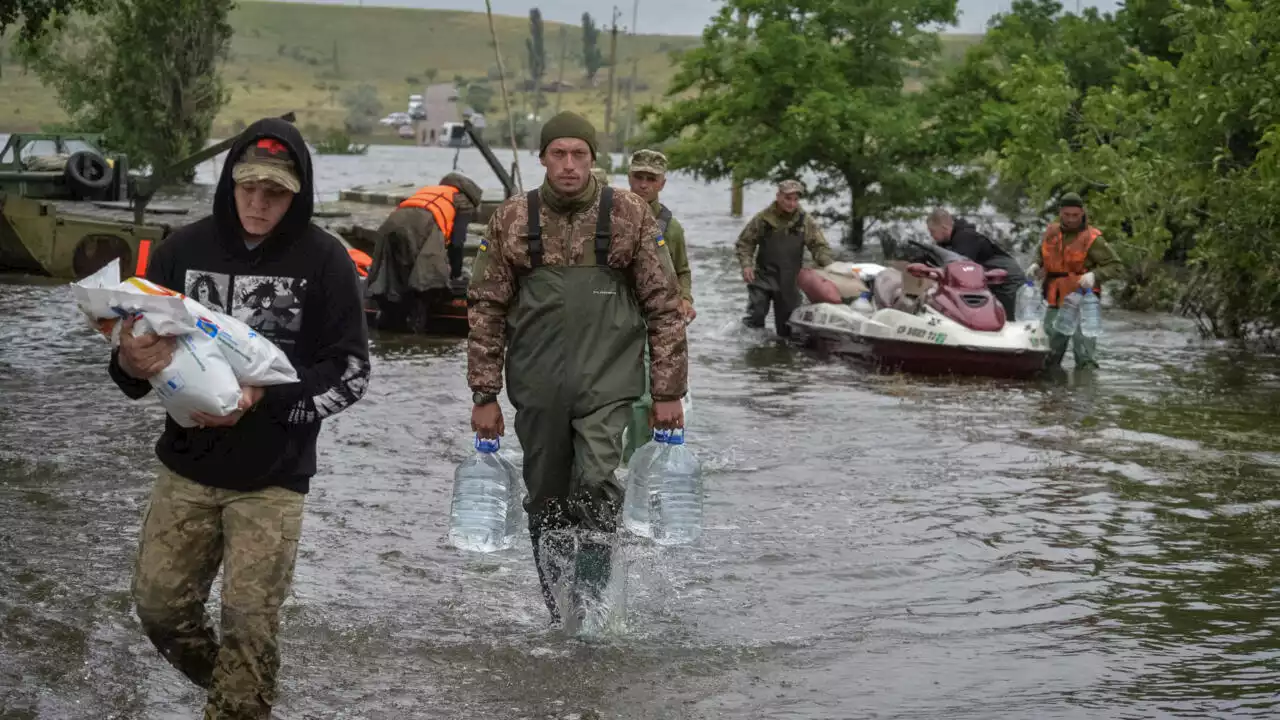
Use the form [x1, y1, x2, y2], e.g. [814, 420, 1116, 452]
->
[526, 189, 542, 269]
[657, 204, 673, 237]
[595, 187, 614, 266]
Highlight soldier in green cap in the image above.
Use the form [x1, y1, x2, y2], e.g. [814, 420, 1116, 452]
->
[1026, 192, 1123, 369]
[736, 179, 835, 337]
[467, 111, 688, 627]
[622, 148, 695, 464]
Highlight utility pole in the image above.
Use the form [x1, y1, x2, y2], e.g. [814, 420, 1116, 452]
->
[553, 26, 568, 115]
[621, 0, 640, 157]
[603, 5, 621, 151]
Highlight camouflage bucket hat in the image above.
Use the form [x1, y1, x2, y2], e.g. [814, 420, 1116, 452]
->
[232, 137, 301, 193]
[778, 179, 805, 195]
[629, 149, 668, 176]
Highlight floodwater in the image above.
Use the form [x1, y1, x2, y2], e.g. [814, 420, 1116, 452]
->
[2, 144, 1279, 719]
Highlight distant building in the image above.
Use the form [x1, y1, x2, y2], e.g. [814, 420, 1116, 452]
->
[414, 82, 462, 146]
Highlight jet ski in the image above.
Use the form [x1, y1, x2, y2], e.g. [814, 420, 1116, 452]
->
[789, 239, 1049, 378]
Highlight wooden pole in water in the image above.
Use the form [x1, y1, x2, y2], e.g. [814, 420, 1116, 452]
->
[484, 0, 523, 192]
[621, 0, 640, 158]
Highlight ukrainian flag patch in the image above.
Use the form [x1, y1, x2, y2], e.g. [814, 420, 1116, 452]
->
[478, 238, 489, 252]
[656, 234, 666, 247]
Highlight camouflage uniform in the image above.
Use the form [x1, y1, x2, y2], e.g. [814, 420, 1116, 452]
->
[468, 180, 687, 622]
[132, 470, 303, 720]
[736, 180, 835, 337]
[623, 148, 694, 464]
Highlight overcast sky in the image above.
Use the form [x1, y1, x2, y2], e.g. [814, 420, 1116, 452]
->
[275, 0, 1123, 35]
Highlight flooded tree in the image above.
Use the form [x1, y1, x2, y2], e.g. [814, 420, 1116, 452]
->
[18, 0, 233, 177]
[642, 0, 963, 251]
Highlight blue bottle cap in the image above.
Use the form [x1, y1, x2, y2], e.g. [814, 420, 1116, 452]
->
[859, 291, 871, 299]
[665, 428, 686, 445]
[1025, 279, 1035, 287]
[1083, 287, 1094, 295]
[474, 435, 500, 453]
[651, 428, 671, 443]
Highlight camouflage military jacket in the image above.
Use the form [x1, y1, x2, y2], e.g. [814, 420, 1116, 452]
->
[735, 203, 835, 270]
[467, 186, 689, 402]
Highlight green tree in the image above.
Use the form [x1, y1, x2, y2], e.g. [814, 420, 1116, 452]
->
[989, 0, 1280, 341]
[581, 11, 603, 84]
[0, 0, 101, 43]
[642, 0, 959, 250]
[19, 0, 233, 176]
[465, 82, 494, 115]
[341, 83, 382, 134]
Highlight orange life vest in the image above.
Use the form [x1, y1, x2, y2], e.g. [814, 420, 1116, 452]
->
[347, 247, 372, 277]
[398, 185, 460, 245]
[1041, 223, 1102, 307]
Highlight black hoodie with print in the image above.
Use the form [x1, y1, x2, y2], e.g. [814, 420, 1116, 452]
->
[108, 118, 371, 494]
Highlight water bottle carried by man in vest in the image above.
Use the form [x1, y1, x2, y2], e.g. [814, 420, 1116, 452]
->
[1024, 192, 1123, 370]
[364, 171, 484, 332]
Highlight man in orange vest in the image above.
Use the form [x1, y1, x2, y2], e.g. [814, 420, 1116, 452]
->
[1026, 192, 1122, 369]
[365, 172, 483, 330]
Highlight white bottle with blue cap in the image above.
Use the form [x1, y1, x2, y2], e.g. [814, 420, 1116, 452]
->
[645, 428, 704, 545]
[1015, 279, 1044, 322]
[448, 434, 520, 552]
[622, 428, 671, 537]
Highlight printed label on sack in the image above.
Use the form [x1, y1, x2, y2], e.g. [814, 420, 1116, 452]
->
[195, 316, 219, 339]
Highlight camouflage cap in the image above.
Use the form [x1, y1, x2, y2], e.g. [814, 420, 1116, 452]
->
[232, 137, 301, 193]
[778, 179, 805, 195]
[629, 149, 668, 176]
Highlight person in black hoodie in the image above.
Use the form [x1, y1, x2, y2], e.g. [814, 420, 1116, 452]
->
[926, 207, 1027, 318]
[109, 118, 370, 720]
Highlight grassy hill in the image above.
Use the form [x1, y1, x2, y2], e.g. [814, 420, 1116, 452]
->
[0, 1, 982, 141]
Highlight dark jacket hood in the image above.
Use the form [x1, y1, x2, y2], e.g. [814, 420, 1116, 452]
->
[213, 117, 315, 257]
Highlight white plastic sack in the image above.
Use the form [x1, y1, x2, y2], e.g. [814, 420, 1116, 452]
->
[73, 259, 298, 428]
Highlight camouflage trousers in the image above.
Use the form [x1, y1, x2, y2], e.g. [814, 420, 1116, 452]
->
[131, 469, 304, 720]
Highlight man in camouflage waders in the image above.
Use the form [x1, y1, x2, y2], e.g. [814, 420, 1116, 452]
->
[467, 111, 688, 625]
[736, 180, 835, 337]
[622, 148, 695, 465]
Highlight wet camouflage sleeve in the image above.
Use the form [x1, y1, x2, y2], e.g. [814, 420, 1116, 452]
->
[804, 214, 835, 268]
[466, 204, 518, 394]
[616, 193, 688, 401]
[735, 213, 764, 270]
[1085, 234, 1124, 284]
[665, 216, 694, 302]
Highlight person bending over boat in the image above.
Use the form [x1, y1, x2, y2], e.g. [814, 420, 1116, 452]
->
[365, 171, 483, 330]
[925, 207, 1025, 318]
[467, 111, 688, 625]
[110, 118, 370, 720]
[1026, 192, 1123, 369]
[736, 180, 835, 337]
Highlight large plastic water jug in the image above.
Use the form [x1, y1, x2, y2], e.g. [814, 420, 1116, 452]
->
[644, 429, 704, 545]
[1052, 290, 1083, 336]
[622, 429, 670, 537]
[1015, 280, 1044, 322]
[852, 291, 874, 314]
[1079, 288, 1102, 338]
[448, 435, 521, 552]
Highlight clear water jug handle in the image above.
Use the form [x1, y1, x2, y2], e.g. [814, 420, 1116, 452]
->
[474, 435, 500, 453]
